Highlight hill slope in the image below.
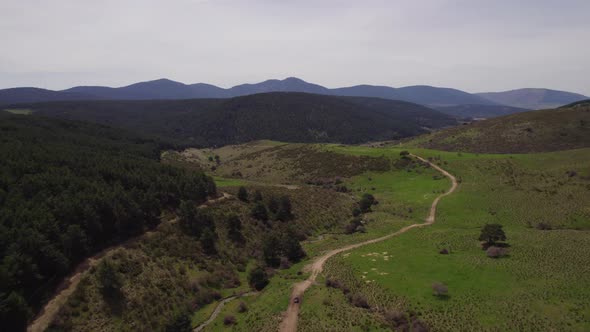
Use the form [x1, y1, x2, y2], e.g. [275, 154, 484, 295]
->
[0, 87, 99, 105]
[433, 104, 531, 119]
[414, 101, 590, 153]
[477, 88, 588, 109]
[21, 92, 456, 146]
[0, 113, 216, 331]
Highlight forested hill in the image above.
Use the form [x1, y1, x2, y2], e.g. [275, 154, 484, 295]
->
[15, 92, 456, 146]
[0, 113, 216, 331]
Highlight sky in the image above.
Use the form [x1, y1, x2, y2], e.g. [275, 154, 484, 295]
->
[1, 0, 589, 95]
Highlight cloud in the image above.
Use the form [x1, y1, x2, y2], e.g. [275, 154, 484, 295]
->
[0, 0, 588, 94]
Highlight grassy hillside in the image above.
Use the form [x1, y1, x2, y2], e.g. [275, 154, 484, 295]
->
[179, 143, 590, 331]
[10, 92, 456, 146]
[17, 136, 590, 331]
[0, 114, 216, 331]
[412, 102, 590, 153]
[315, 146, 590, 331]
[47, 185, 356, 332]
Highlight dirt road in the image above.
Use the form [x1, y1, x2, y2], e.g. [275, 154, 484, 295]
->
[27, 193, 231, 332]
[279, 154, 458, 332]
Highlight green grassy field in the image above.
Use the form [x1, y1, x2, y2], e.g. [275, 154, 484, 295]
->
[309, 146, 590, 331]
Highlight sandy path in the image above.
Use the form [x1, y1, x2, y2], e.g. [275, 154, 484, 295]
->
[193, 292, 256, 332]
[27, 193, 232, 332]
[279, 154, 458, 332]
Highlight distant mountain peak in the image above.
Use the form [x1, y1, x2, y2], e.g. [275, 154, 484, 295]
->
[127, 78, 186, 87]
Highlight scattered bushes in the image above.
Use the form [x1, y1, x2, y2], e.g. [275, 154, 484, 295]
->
[347, 293, 370, 309]
[383, 310, 429, 331]
[344, 217, 365, 234]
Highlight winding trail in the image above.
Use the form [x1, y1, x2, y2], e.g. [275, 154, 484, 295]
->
[193, 292, 256, 332]
[279, 154, 458, 332]
[27, 193, 232, 332]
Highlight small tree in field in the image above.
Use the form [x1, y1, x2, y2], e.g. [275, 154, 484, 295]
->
[359, 193, 376, 213]
[478, 224, 506, 246]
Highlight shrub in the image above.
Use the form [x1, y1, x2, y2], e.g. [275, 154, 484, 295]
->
[96, 260, 122, 298]
[248, 267, 269, 291]
[223, 315, 236, 325]
[253, 190, 263, 202]
[348, 293, 370, 308]
[237, 186, 248, 202]
[279, 257, 292, 269]
[432, 282, 448, 297]
[251, 202, 268, 221]
[165, 311, 192, 332]
[275, 196, 293, 221]
[237, 301, 248, 313]
[359, 193, 376, 213]
[486, 246, 508, 258]
[325, 277, 342, 289]
[352, 207, 361, 217]
[384, 310, 408, 329]
[200, 228, 217, 256]
[344, 217, 364, 234]
[268, 197, 279, 214]
[226, 214, 244, 243]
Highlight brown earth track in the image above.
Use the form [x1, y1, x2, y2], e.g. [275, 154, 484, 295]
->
[278, 154, 458, 332]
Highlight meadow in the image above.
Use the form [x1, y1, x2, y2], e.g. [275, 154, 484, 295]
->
[49, 140, 590, 331]
[307, 146, 590, 331]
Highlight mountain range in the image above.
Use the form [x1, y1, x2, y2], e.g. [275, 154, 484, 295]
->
[1, 77, 587, 111]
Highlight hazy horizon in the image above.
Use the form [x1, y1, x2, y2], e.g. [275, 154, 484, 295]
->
[1, 0, 589, 95]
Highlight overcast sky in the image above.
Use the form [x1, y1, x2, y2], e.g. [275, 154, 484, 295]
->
[1, 0, 589, 94]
